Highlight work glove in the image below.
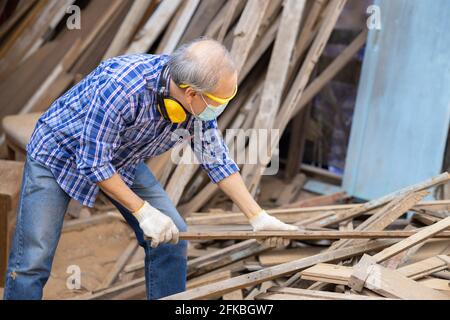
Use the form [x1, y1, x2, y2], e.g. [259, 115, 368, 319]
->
[249, 210, 299, 248]
[133, 201, 179, 248]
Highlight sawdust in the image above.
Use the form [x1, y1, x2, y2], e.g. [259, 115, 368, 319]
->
[43, 219, 132, 299]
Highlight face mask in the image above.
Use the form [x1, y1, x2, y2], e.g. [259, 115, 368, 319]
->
[189, 95, 228, 121]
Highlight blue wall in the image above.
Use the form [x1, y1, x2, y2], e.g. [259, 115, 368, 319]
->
[343, 0, 450, 200]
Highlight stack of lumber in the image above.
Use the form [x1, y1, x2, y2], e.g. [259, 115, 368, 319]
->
[1, 0, 449, 300]
[66, 172, 450, 300]
[0, 0, 365, 205]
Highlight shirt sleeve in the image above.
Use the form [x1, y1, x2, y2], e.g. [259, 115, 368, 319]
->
[76, 79, 127, 183]
[190, 119, 240, 183]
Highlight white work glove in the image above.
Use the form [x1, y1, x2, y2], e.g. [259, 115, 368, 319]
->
[133, 201, 179, 248]
[249, 210, 299, 248]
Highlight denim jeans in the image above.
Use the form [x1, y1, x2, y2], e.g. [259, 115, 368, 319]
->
[3, 155, 188, 300]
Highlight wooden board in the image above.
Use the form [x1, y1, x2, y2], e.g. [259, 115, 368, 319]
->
[175, 230, 450, 241]
[161, 240, 394, 300]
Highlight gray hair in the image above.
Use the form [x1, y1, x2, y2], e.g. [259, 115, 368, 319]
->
[168, 37, 236, 93]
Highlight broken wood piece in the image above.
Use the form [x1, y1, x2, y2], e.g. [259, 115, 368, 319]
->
[372, 216, 450, 263]
[161, 240, 395, 300]
[348, 254, 377, 292]
[311, 172, 450, 228]
[330, 190, 429, 250]
[301, 255, 449, 285]
[358, 263, 449, 299]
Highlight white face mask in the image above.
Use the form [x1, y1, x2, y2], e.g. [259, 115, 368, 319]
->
[189, 95, 228, 121]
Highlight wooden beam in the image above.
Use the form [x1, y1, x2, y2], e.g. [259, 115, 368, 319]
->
[373, 215, 450, 263]
[239, 0, 306, 189]
[302, 255, 449, 284]
[155, 0, 200, 54]
[294, 29, 368, 113]
[173, 230, 450, 241]
[103, 0, 155, 59]
[126, 0, 182, 54]
[330, 190, 429, 250]
[310, 172, 450, 228]
[229, 0, 270, 73]
[357, 262, 449, 299]
[257, 286, 392, 300]
[161, 240, 395, 300]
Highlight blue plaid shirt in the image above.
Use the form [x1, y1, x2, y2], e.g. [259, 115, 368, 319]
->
[27, 54, 239, 208]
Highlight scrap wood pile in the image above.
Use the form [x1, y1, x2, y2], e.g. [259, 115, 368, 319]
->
[69, 172, 450, 300]
[1, 0, 449, 300]
[0, 0, 365, 195]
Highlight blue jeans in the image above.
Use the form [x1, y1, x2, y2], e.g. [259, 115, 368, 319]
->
[3, 155, 188, 300]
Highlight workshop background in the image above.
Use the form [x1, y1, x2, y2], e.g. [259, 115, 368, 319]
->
[0, 0, 449, 300]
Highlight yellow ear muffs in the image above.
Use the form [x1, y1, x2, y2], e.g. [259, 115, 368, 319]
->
[163, 98, 187, 123]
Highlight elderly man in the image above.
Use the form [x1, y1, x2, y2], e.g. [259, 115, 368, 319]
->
[3, 38, 298, 300]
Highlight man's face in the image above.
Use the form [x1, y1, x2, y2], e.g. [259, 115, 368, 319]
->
[184, 71, 238, 116]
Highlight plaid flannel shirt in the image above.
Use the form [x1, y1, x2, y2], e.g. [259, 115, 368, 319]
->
[27, 54, 239, 208]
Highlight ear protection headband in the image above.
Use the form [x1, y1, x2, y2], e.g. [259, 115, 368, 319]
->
[156, 64, 187, 123]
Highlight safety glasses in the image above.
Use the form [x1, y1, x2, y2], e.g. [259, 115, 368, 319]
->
[179, 84, 238, 106]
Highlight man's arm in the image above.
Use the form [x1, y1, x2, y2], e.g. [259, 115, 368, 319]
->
[97, 173, 144, 212]
[218, 171, 298, 248]
[217, 172, 261, 220]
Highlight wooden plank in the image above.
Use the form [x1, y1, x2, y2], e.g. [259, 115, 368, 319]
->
[175, 230, 450, 241]
[259, 247, 323, 267]
[161, 240, 395, 300]
[229, 0, 270, 73]
[187, 270, 232, 290]
[0, 0, 57, 75]
[215, 0, 241, 42]
[70, 0, 133, 76]
[0, 0, 38, 40]
[103, 0, 155, 59]
[204, 0, 245, 41]
[361, 263, 449, 299]
[279, 192, 348, 209]
[155, 0, 200, 54]
[310, 172, 450, 228]
[184, 200, 450, 226]
[126, 0, 182, 54]
[245, 0, 349, 195]
[330, 190, 429, 250]
[178, 0, 226, 44]
[239, 0, 306, 190]
[295, 29, 368, 112]
[283, 107, 310, 181]
[418, 278, 450, 292]
[301, 255, 449, 284]
[223, 289, 244, 300]
[373, 216, 450, 262]
[23, 0, 77, 62]
[257, 286, 392, 300]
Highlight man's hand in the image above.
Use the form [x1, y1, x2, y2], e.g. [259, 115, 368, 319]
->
[133, 201, 179, 248]
[250, 210, 299, 248]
